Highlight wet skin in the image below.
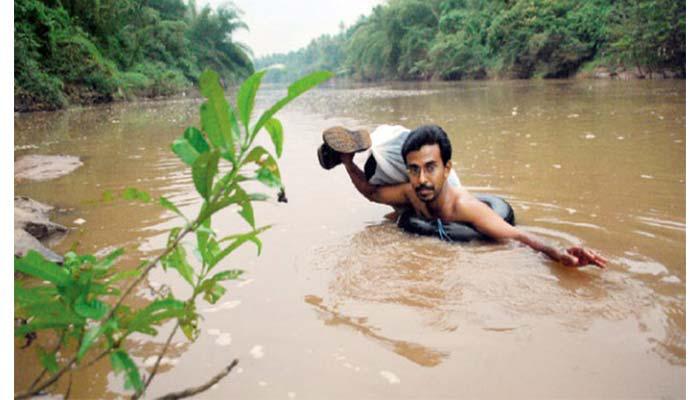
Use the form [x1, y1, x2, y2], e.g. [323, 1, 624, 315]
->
[341, 145, 607, 269]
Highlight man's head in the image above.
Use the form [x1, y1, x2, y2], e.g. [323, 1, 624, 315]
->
[401, 125, 453, 203]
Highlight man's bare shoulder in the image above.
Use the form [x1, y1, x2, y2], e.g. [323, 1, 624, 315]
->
[446, 187, 480, 219]
[453, 187, 479, 207]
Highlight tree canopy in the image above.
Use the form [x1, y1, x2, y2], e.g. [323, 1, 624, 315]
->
[15, 0, 255, 111]
[256, 0, 685, 82]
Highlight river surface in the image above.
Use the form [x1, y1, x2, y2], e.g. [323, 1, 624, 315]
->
[15, 80, 685, 399]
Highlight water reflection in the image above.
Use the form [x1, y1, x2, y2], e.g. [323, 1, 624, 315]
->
[305, 223, 461, 366]
[305, 295, 449, 367]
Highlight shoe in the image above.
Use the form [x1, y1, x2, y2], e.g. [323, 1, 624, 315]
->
[322, 126, 371, 154]
[317, 143, 341, 170]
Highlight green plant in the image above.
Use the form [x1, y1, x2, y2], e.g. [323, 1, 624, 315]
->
[14, 68, 332, 399]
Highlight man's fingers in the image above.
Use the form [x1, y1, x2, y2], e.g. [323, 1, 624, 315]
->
[566, 247, 608, 269]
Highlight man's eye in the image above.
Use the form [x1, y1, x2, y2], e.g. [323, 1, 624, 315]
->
[408, 167, 419, 175]
[426, 164, 435, 173]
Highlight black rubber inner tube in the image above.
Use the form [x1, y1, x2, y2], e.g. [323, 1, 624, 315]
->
[397, 194, 515, 242]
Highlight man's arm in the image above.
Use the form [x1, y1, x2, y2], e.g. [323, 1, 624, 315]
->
[339, 153, 412, 207]
[453, 198, 607, 268]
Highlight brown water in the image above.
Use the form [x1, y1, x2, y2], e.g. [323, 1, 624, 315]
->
[15, 80, 685, 399]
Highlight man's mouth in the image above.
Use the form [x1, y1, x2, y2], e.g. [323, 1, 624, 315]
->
[416, 186, 434, 197]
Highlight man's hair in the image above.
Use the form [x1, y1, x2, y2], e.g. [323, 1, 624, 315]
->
[401, 125, 452, 165]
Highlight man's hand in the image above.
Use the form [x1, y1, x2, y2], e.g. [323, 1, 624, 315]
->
[559, 247, 608, 269]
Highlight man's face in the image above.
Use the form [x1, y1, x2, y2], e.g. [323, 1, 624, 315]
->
[405, 144, 451, 203]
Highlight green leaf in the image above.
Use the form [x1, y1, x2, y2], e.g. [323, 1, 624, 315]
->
[110, 349, 143, 391]
[15, 282, 57, 307]
[215, 226, 270, 264]
[264, 118, 284, 158]
[203, 282, 226, 304]
[242, 146, 271, 166]
[94, 248, 124, 271]
[74, 297, 109, 320]
[163, 245, 195, 287]
[106, 269, 141, 285]
[196, 219, 217, 266]
[37, 347, 59, 373]
[229, 108, 242, 144]
[159, 196, 186, 220]
[211, 269, 244, 282]
[252, 71, 333, 136]
[178, 306, 200, 341]
[199, 70, 233, 152]
[237, 70, 267, 135]
[15, 321, 83, 337]
[15, 251, 70, 286]
[239, 200, 255, 228]
[192, 150, 220, 200]
[179, 320, 198, 341]
[171, 137, 200, 166]
[242, 146, 282, 187]
[19, 299, 81, 323]
[184, 126, 210, 153]
[77, 323, 103, 361]
[128, 299, 186, 335]
[256, 167, 282, 188]
[122, 188, 151, 203]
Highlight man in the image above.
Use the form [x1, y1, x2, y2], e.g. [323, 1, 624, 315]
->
[334, 124, 607, 269]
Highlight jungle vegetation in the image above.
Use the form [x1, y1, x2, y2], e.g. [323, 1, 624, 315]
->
[256, 0, 685, 82]
[15, 0, 254, 111]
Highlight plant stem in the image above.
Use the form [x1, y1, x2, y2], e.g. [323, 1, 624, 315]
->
[154, 358, 238, 400]
[131, 321, 180, 399]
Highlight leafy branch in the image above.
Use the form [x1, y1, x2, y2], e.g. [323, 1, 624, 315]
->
[14, 68, 332, 399]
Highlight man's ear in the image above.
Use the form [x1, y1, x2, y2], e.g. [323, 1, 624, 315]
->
[444, 160, 452, 176]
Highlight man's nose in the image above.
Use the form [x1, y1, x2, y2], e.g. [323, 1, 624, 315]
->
[418, 169, 427, 183]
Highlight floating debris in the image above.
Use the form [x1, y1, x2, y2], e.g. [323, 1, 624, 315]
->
[74, 218, 86, 225]
[661, 276, 682, 284]
[379, 370, 400, 384]
[215, 333, 232, 346]
[250, 345, 265, 359]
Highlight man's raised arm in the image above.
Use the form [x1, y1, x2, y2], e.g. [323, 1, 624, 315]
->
[339, 153, 412, 207]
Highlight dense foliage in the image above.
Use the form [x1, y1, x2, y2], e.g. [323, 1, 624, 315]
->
[15, 0, 255, 111]
[256, 0, 685, 82]
[14, 69, 332, 398]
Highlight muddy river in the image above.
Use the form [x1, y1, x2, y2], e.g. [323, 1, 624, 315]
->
[15, 79, 685, 398]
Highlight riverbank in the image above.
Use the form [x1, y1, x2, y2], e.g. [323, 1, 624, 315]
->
[15, 65, 684, 113]
[14, 82, 201, 113]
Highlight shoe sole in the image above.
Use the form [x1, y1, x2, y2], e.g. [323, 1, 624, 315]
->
[322, 127, 371, 154]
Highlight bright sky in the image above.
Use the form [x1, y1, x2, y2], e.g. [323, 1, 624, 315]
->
[197, 0, 385, 58]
